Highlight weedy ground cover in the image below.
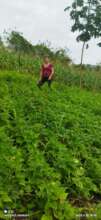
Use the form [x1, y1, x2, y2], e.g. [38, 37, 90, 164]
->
[0, 71, 101, 219]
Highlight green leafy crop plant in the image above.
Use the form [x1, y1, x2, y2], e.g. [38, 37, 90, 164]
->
[0, 71, 101, 219]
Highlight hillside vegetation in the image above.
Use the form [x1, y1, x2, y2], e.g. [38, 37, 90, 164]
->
[0, 31, 101, 92]
[0, 31, 101, 219]
[0, 71, 101, 219]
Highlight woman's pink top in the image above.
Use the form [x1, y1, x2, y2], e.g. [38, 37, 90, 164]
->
[42, 64, 53, 78]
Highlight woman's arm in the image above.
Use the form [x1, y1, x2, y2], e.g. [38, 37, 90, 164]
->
[49, 66, 54, 80]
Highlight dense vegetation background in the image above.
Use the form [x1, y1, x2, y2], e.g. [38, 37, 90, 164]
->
[0, 31, 101, 219]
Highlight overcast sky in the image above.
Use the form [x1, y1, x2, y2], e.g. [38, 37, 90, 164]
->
[0, 0, 101, 64]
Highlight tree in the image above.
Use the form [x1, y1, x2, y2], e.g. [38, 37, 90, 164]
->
[96, 2, 101, 48]
[55, 48, 72, 64]
[34, 43, 54, 57]
[65, 0, 101, 65]
[5, 31, 34, 70]
[6, 31, 34, 54]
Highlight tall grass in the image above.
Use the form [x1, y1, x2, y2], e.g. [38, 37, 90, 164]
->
[55, 63, 101, 91]
[0, 47, 101, 91]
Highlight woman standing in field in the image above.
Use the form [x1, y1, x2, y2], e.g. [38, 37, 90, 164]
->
[38, 56, 54, 89]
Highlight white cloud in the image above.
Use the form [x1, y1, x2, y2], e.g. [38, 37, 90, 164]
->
[0, 0, 100, 64]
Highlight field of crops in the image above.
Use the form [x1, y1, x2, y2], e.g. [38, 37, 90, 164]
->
[0, 71, 101, 219]
[0, 48, 101, 92]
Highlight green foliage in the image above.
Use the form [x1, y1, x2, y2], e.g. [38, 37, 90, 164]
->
[0, 48, 41, 74]
[0, 31, 71, 75]
[3, 30, 71, 65]
[0, 46, 101, 91]
[6, 31, 34, 54]
[65, 0, 101, 43]
[55, 63, 101, 91]
[65, 0, 101, 64]
[0, 71, 101, 218]
[33, 43, 54, 58]
[0, 37, 4, 48]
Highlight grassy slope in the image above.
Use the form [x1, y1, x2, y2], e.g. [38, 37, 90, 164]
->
[0, 71, 101, 219]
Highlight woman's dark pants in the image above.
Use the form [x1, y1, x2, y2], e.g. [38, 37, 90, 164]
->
[38, 77, 52, 88]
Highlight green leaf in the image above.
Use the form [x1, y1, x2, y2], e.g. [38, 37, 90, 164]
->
[41, 215, 52, 220]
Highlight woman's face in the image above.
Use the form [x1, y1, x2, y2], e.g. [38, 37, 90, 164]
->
[44, 57, 49, 64]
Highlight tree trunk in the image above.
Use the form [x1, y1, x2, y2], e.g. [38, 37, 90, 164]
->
[18, 53, 21, 72]
[80, 41, 86, 66]
[79, 42, 86, 89]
